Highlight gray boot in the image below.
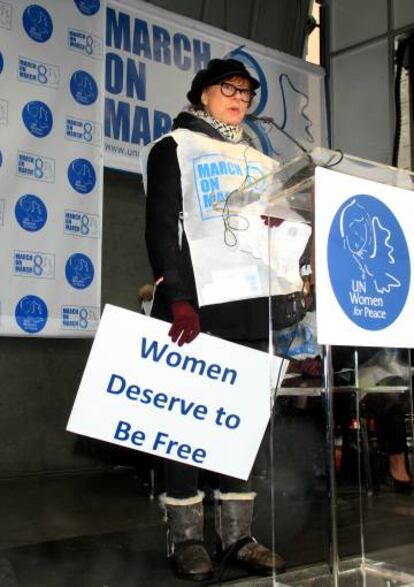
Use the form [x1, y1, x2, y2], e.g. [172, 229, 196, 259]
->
[161, 492, 213, 581]
[215, 491, 286, 576]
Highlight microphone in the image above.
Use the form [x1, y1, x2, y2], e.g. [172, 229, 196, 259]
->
[246, 114, 344, 172]
[246, 113, 311, 157]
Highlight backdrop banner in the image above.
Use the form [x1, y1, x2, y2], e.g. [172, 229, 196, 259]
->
[0, 0, 105, 337]
[104, 0, 328, 172]
[67, 304, 286, 480]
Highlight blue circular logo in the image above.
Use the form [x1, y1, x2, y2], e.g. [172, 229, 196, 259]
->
[328, 194, 410, 330]
[15, 295, 48, 334]
[15, 194, 47, 232]
[0, 52, 4, 74]
[65, 253, 95, 289]
[22, 5, 53, 43]
[70, 70, 98, 105]
[67, 158, 96, 194]
[73, 0, 100, 15]
[22, 101, 53, 138]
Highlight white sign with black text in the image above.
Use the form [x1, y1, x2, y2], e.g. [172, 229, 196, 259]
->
[67, 304, 285, 480]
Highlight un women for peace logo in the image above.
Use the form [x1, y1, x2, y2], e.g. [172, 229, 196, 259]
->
[65, 253, 95, 289]
[15, 295, 48, 334]
[328, 195, 410, 330]
[67, 158, 96, 194]
[74, 0, 100, 15]
[22, 5, 53, 43]
[15, 194, 47, 232]
[70, 70, 98, 106]
[22, 101, 53, 138]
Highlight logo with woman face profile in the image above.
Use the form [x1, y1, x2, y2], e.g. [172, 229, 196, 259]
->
[70, 70, 98, 106]
[22, 5, 53, 43]
[15, 295, 48, 333]
[328, 194, 410, 330]
[73, 0, 100, 15]
[65, 253, 95, 289]
[67, 158, 96, 194]
[22, 101, 53, 138]
[15, 194, 47, 231]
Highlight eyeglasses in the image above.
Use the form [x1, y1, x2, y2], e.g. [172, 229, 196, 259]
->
[219, 81, 256, 102]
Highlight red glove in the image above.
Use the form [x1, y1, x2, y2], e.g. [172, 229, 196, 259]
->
[168, 301, 200, 346]
[261, 215, 285, 228]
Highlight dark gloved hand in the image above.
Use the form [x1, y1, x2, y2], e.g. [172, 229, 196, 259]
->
[169, 301, 200, 346]
[260, 215, 285, 228]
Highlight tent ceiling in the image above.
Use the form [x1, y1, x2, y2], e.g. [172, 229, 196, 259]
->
[144, 0, 312, 56]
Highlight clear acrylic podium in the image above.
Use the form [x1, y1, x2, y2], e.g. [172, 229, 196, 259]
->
[220, 148, 414, 586]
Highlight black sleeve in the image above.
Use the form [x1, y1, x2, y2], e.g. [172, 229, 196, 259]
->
[145, 136, 195, 305]
[299, 235, 312, 274]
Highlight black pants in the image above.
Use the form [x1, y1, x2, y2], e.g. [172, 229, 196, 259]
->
[333, 347, 409, 456]
[366, 394, 408, 455]
[334, 392, 408, 456]
[165, 460, 253, 498]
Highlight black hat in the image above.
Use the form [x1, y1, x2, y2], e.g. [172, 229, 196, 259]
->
[187, 58, 260, 105]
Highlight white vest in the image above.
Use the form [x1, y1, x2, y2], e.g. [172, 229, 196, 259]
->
[141, 128, 311, 307]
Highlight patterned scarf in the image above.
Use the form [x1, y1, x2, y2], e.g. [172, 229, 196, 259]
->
[190, 108, 244, 143]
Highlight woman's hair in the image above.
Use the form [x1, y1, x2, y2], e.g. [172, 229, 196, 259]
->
[191, 99, 204, 111]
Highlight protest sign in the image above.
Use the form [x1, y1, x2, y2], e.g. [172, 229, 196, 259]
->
[67, 304, 285, 479]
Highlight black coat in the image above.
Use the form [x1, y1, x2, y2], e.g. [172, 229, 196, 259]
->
[145, 112, 307, 340]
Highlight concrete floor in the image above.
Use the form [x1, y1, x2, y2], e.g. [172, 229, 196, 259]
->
[1, 392, 414, 587]
[1, 465, 414, 587]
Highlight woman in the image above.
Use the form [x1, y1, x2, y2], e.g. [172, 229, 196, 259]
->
[142, 58, 295, 581]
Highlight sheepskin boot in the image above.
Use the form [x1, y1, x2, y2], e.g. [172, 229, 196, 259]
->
[160, 492, 213, 581]
[215, 491, 286, 576]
